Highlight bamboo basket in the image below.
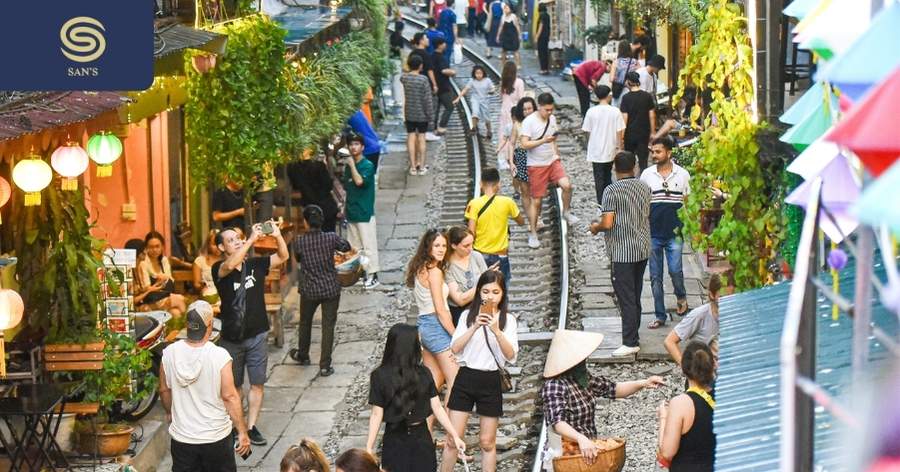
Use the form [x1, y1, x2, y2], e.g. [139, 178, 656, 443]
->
[335, 251, 363, 287]
[552, 438, 626, 472]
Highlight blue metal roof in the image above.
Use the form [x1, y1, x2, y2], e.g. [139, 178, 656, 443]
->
[271, 5, 352, 44]
[715, 258, 899, 471]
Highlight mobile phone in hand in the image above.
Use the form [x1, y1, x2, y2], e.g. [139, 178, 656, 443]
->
[235, 441, 252, 460]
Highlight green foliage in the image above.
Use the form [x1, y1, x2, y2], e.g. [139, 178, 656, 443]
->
[675, 0, 781, 290]
[11, 174, 103, 343]
[781, 170, 803, 269]
[285, 33, 387, 154]
[584, 24, 613, 46]
[591, 0, 709, 31]
[82, 330, 156, 421]
[184, 14, 294, 191]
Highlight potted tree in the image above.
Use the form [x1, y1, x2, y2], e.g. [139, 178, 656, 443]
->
[75, 329, 156, 457]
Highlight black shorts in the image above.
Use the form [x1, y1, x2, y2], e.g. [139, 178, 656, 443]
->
[405, 121, 428, 133]
[448, 366, 503, 417]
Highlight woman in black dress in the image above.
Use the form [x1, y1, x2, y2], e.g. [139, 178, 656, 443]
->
[287, 156, 339, 232]
[366, 323, 466, 471]
[657, 341, 717, 471]
[497, 2, 521, 68]
[535, 3, 551, 74]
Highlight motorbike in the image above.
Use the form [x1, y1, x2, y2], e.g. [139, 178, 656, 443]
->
[118, 310, 221, 421]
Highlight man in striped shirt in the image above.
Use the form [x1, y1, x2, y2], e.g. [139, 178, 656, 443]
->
[641, 136, 691, 329]
[589, 151, 651, 356]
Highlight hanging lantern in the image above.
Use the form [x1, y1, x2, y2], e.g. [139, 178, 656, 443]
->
[12, 157, 53, 206]
[0, 288, 24, 378]
[51, 143, 90, 190]
[0, 177, 10, 224]
[86, 131, 123, 177]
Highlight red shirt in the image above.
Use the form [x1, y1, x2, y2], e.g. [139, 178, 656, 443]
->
[574, 60, 607, 87]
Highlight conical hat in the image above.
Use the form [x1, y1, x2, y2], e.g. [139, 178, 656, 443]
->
[543, 329, 605, 378]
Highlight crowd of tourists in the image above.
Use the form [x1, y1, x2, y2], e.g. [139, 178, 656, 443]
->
[148, 19, 725, 472]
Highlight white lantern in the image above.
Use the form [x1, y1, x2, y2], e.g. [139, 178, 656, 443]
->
[0, 288, 23, 379]
[0, 289, 23, 331]
[12, 157, 53, 206]
[51, 143, 90, 190]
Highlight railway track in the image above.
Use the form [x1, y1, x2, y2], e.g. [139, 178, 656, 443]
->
[398, 17, 570, 472]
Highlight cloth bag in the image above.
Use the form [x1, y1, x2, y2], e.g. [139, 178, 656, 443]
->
[453, 44, 464, 65]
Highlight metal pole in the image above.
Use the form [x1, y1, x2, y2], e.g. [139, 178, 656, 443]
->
[851, 226, 874, 387]
[795, 213, 818, 472]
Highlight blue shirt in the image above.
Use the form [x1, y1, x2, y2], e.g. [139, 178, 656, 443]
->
[438, 9, 457, 41]
[425, 28, 445, 54]
[347, 111, 381, 155]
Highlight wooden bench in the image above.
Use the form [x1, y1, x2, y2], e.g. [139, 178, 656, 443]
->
[43, 342, 105, 416]
[172, 269, 194, 294]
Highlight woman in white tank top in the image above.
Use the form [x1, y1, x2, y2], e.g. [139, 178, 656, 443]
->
[405, 229, 459, 407]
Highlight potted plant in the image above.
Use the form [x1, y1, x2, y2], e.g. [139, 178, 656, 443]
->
[75, 329, 156, 457]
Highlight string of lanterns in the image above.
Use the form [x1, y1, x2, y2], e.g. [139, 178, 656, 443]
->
[8, 131, 123, 207]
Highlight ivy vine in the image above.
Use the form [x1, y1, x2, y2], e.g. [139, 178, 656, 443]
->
[184, 14, 295, 191]
[675, 0, 781, 290]
[590, 0, 710, 33]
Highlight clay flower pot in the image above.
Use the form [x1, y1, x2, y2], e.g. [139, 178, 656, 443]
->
[77, 424, 134, 457]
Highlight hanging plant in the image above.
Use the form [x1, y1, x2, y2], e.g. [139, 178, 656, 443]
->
[184, 14, 296, 191]
[674, 0, 781, 290]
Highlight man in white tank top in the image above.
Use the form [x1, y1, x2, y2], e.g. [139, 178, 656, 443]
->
[160, 301, 251, 471]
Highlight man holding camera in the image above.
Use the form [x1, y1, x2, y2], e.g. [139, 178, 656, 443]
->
[212, 220, 289, 447]
[341, 134, 380, 290]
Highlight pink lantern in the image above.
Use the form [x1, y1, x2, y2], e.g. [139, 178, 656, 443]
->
[0, 177, 9, 224]
[51, 143, 90, 190]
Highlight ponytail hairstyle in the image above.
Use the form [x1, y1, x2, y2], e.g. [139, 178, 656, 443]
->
[681, 341, 716, 387]
[335, 449, 381, 472]
[465, 270, 509, 330]
[280, 438, 330, 472]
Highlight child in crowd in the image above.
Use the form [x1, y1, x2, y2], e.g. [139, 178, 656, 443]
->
[454, 65, 495, 139]
[281, 438, 330, 472]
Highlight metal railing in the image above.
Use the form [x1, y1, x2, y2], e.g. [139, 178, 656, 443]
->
[779, 177, 899, 471]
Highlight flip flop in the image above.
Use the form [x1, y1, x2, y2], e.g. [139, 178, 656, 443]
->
[647, 319, 666, 329]
[676, 299, 689, 317]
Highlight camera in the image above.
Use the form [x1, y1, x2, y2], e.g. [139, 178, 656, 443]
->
[261, 221, 275, 235]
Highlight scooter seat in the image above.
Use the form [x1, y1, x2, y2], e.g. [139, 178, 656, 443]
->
[134, 316, 158, 341]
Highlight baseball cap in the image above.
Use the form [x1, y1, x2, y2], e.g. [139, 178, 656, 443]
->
[647, 54, 666, 70]
[186, 300, 215, 341]
[625, 71, 641, 85]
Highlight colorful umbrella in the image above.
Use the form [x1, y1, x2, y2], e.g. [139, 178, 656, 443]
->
[815, 2, 900, 100]
[779, 97, 834, 151]
[786, 138, 843, 180]
[779, 81, 838, 125]
[786, 154, 860, 242]
[795, 0, 870, 60]
[854, 159, 900, 235]
[784, 0, 824, 20]
[825, 66, 900, 177]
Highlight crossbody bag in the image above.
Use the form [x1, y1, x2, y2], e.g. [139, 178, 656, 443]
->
[483, 326, 513, 392]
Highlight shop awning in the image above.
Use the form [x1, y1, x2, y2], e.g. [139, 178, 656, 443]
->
[153, 23, 228, 75]
[0, 92, 129, 142]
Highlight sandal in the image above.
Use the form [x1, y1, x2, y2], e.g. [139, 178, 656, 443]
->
[647, 319, 666, 329]
[676, 299, 689, 317]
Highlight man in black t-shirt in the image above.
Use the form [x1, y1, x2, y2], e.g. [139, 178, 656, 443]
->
[409, 32, 437, 94]
[431, 38, 456, 134]
[619, 71, 656, 171]
[212, 222, 289, 447]
[212, 180, 247, 231]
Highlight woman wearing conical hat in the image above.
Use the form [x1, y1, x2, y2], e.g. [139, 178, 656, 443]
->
[540, 329, 665, 464]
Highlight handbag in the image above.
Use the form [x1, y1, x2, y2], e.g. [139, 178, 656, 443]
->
[453, 43, 464, 65]
[483, 326, 513, 393]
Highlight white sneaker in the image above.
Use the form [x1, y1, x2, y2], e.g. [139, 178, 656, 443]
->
[611, 345, 640, 357]
[563, 211, 580, 225]
[527, 233, 541, 249]
[425, 132, 441, 142]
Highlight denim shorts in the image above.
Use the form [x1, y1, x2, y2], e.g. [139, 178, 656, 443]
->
[219, 331, 269, 387]
[417, 313, 452, 353]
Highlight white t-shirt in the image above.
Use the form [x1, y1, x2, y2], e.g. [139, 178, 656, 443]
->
[454, 0, 468, 24]
[521, 112, 558, 167]
[582, 104, 625, 163]
[451, 311, 519, 370]
[637, 66, 657, 97]
[162, 341, 233, 444]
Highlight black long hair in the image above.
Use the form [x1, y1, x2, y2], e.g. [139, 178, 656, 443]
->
[465, 270, 509, 330]
[376, 323, 424, 419]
